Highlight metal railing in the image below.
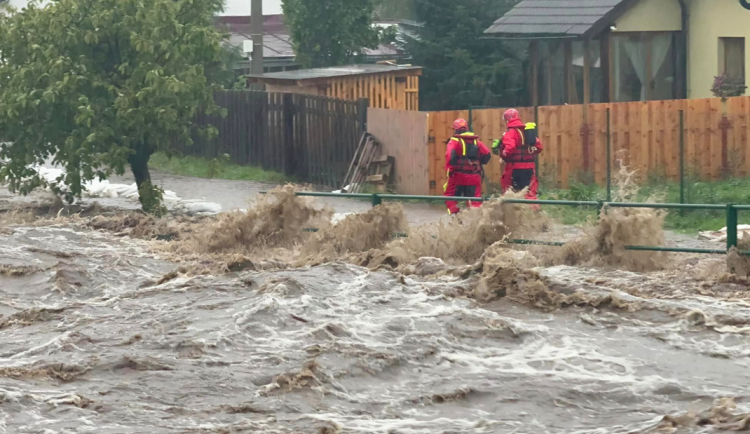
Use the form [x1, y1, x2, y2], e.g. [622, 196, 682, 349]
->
[263, 191, 748, 255]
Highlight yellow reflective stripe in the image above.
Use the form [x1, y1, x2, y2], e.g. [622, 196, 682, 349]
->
[460, 138, 467, 156]
[520, 128, 525, 145]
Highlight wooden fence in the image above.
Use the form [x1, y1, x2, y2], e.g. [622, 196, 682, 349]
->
[177, 91, 750, 196]
[178, 90, 367, 188]
[427, 96, 750, 194]
[367, 108, 430, 195]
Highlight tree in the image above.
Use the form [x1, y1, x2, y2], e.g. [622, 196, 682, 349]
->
[0, 0, 227, 213]
[282, 0, 383, 68]
[405, 0, 526, 111]
[209, 44, 245, 89]
[377, 0, 416, 20]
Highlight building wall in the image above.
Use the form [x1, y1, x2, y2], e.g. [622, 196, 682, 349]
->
[687, 0, 750, 99]
[614, 0, 682, 32]
[265, 84, 321, 96]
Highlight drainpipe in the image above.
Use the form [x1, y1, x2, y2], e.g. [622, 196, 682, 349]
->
[678, 0, 689, 98]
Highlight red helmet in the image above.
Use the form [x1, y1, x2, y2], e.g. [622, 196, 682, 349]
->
[452, 118, 469, 132]
[503, 109, 520, 123]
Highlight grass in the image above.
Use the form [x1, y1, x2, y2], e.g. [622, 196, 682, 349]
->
[538, 177, 750, 233]
[149, 152, 289, 184]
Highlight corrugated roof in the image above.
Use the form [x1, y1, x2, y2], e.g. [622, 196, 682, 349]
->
[484, 0, 632, 37]
[248, 64, 422, 84]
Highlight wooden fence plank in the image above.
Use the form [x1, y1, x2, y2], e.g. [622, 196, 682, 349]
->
[184, 92, 750, 195]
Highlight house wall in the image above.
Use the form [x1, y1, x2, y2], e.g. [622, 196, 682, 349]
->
[614, 0, 682, 32]
[265, 84, 322, 96]
[686, 0, 750, 99]
[263, 73, 421, 110]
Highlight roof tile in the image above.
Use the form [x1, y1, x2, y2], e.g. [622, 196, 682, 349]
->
[485, 0, 629, 36]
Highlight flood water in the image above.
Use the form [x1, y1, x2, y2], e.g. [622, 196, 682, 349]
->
[2, 210, 750, 434]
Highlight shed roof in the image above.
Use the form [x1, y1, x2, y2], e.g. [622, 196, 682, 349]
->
[248, 64, 423, 85]
[484, 0, 636, 38]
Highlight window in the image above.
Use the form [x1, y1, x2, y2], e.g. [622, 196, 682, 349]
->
[571, 40, 604, 104]
[611, 33, 677, 102]
[532, 40, 605, 106]
[721, 37, 746, 85]
[535, 41, 566, 106]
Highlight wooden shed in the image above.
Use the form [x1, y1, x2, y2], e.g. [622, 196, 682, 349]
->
[247, 64, 422, 111]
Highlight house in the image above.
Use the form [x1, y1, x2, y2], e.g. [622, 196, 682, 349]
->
[247, 64, 422, 110]
[217, 15, 412, 76]
[485, 0, 750, 105]
[216, 15, 299, 74]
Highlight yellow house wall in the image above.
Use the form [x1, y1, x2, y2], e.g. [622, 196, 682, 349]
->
[614, 0, 682, 32]
[686, 0, 750, 99]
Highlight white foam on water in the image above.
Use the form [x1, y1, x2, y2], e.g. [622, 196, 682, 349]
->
[2, 223, 750, 432]
[29, 165, 223, 215]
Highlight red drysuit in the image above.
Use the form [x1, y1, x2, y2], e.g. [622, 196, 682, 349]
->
[444, 132, 491, 215]
[501, 119, 543, 200]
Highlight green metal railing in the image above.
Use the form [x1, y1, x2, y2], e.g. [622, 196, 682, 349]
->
[262, 191, 749, 256]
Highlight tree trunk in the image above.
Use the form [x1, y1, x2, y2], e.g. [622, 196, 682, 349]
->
[129, 148, 151, 189]
[128, 145, 163, 214]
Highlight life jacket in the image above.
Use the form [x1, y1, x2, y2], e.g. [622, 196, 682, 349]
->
[449, 132, 481, 174]
[504, 122, 538, 164]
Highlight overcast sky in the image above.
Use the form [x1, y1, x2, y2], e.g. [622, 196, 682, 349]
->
[221, 0, 283, 16]
[7, 0, 284, 15]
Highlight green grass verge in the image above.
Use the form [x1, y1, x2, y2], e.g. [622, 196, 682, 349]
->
[149, 152, 289, 184]
[539, 177, 750, 233]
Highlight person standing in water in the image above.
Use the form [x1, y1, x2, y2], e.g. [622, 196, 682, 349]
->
[444, 118, 492, 215]
[493, 109, 543, 202]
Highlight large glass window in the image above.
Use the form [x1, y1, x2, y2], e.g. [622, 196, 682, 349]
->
[612, 33, 677, 102]
[571, 41, 604, 104]
[536, 41, 566, 106]
[533, 39, 604, 106]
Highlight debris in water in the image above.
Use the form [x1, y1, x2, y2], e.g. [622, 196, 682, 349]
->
[0, 264, 43, 277]
[643, 398, 750, 432]
[553, 164, 668, 272]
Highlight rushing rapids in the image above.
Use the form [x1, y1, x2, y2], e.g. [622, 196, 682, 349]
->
[1, 185, 750, 433]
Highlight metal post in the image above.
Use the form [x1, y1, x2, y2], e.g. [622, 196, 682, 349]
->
[534, 106, 540, 184]
[606, 108, 612, 202]
[468, 105, 473, 131]
[727, 204, 739, 251]
[250, 0, 264, 75]
[372, 194, 382, 207]
[679, 110, 686, 204]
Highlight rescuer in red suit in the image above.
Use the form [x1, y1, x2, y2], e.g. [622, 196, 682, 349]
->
[444, 118, 491, 215]
[493, 109, 543, 201]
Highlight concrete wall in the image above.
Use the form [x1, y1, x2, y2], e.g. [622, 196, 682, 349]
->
[615, 0, 682, 32]
[686, 0, 750, 99]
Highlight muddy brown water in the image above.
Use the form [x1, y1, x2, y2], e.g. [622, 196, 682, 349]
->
[2, 183, 750, 433]
[2, 219, 750, 433]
